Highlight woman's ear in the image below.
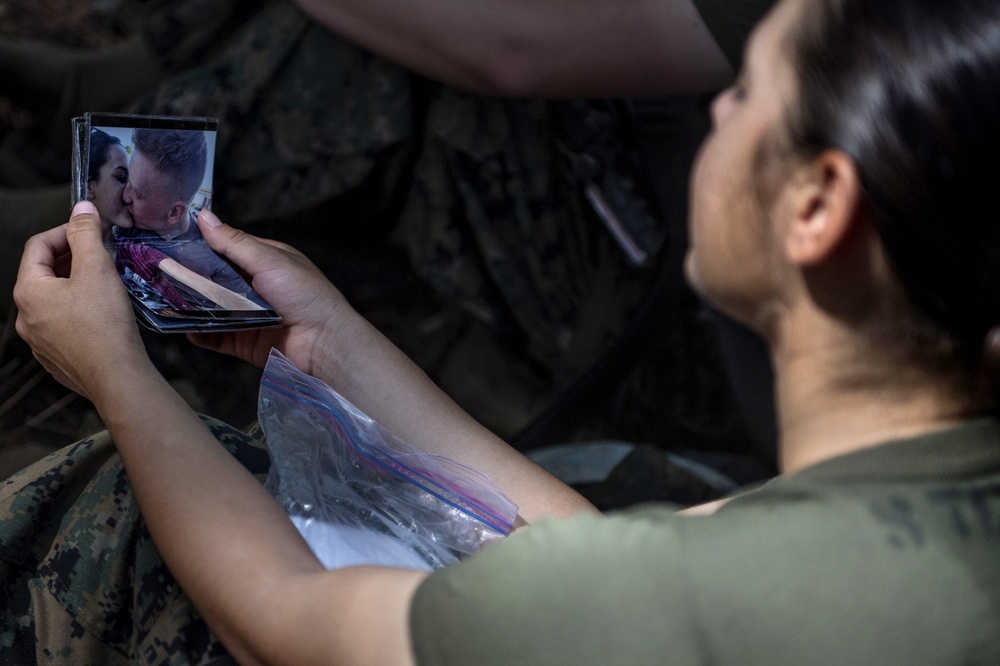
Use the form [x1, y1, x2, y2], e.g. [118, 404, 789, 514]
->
[782, 149, 864, 265]
[86, 181, 96, 201]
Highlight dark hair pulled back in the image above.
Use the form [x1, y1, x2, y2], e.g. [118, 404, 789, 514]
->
[88, 128, 125, 184]
[785, 0, 1000, 381]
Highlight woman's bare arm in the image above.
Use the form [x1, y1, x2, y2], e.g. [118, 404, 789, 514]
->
[292, 0, 732, 96]
[158, 256, 265, 311]
[12, 206, 446, 664]
[93, 365, 426, 665]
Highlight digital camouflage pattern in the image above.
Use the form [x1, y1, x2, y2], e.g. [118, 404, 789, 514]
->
[398, 90, 659, 381]
[116, 0, 679, 439]
[128, 0, 416, 225]
[6, 0, 751, 434]
[0, 417, 269, 665]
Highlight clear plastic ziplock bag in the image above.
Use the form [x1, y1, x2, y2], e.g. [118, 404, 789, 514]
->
[259, 349, 518, 571]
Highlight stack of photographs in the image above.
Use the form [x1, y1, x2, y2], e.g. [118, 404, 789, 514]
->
[72, 113, 282, 333]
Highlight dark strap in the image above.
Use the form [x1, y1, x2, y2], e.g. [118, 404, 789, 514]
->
[511, 95, 709, 450]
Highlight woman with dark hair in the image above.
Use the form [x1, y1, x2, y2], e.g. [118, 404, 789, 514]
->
[6, 0, 1000, 663]
[86, 127, 133, 229]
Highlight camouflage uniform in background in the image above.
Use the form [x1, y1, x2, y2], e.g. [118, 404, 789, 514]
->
[127, 0, 416, 225]
[0, 417, 267, 665]
[0, 2, 759, 661]
[114, 0, 745, 443]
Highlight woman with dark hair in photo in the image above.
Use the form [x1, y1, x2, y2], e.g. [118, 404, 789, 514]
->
[85, 127, 133, 230]
[5, 0, 1000, 663]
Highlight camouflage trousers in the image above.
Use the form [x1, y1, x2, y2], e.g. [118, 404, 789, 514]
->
[0, 417, 270, 665]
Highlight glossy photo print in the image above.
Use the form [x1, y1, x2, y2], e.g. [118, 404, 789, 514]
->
[72, 113, 281, 332]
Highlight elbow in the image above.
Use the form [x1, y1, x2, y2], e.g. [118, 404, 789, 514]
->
[470, 41, 554, 98]
[476, 61, 535, 98]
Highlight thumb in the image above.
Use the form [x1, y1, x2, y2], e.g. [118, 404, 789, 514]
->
[196, 208, 283, 276]
[65, 201, 112, 269]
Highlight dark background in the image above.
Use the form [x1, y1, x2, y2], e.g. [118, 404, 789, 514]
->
[0, 0, 776, 499]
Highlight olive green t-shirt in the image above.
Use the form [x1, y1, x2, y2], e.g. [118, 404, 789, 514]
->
[410, 419, 1000, 665]
[691, 0, 778, 69]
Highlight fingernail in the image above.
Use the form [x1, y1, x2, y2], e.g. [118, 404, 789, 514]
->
[200, 209, 222, 227]
[73, 201, 97, 216]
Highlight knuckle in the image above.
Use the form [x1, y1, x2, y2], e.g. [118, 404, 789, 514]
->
[11, 282, 28, 311]
[13, 315, 28, 341]
[226, 226, 252, 245]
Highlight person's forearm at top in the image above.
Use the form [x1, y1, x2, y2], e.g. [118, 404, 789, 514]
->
[291, 0, 733, 96]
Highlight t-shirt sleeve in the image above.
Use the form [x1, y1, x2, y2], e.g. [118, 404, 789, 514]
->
[689, 0, 778, 70]
[411, 469, 1000, 665]
[409, 509, 707, 666]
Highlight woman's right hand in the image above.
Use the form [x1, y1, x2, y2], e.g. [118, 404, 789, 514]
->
[186, 209, 357, 378]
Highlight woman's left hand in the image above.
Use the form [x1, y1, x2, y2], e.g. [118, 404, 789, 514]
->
[14, 201, 150, 399]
